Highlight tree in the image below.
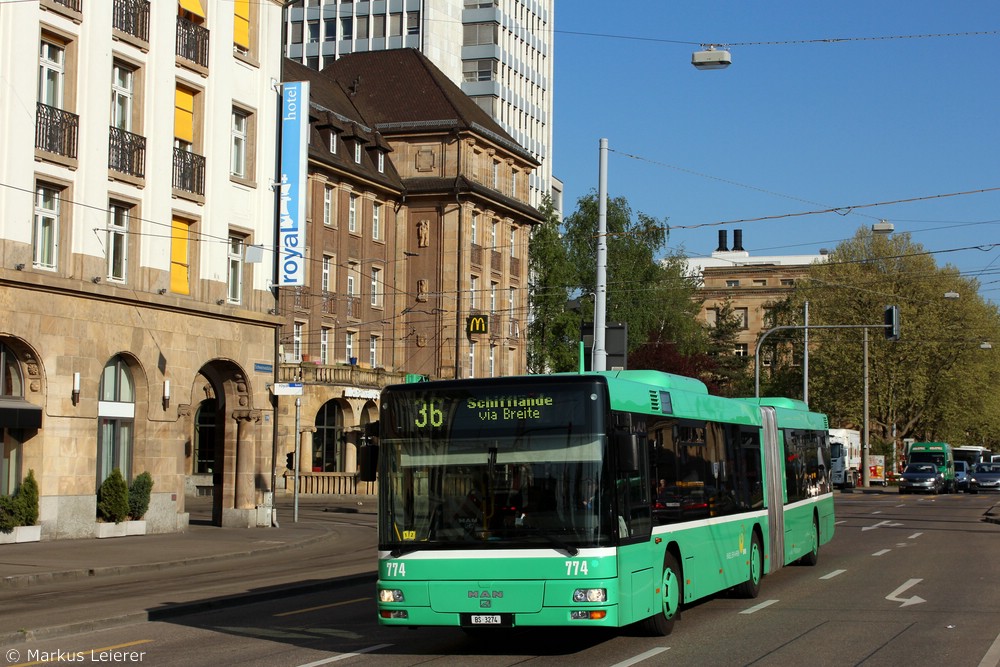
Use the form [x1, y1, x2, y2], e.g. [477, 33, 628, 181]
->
[527, 196, 581, 372]
[560, 192, 705, 361]
[787, 227, 1000, 446]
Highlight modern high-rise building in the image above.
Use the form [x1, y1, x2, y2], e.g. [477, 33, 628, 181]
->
[283, 0, 554, 209]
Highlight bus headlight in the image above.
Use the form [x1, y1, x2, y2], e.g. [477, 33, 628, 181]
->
[573, 588, 607, 603]
[379, 588, 404, 603]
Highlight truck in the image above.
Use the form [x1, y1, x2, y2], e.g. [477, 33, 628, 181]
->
[829, 428, 862, 488]
[906, 442, 956, 493]
[868, 454, 886, 486]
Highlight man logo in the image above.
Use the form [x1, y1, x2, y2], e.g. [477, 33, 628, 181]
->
[466, 315, 489, 335]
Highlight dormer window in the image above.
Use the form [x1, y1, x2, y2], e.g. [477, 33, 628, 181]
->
[377, 151, 385, 173]
[329, 131, 337, 154]
[354, 141, 362, 164]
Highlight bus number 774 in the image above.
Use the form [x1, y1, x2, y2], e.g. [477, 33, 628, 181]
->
[566, 561, 589, 576]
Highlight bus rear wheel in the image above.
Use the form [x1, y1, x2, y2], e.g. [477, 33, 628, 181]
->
[735, 532, 763, 598]
[799, 517, 819, 566]
[641, 552, 682, 636]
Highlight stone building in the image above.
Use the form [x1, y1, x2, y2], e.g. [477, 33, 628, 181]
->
[0, 0, 286, 537]
[275, 49, 544, 494]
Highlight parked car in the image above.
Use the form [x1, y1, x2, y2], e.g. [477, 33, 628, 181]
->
[969, 462, 1000, 493]
[955, 460, 971, 492]
[898, 463, 943, 494]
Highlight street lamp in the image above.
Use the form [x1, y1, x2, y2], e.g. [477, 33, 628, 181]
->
[944, 291, 960, 300]
[872, 220, 894, 234]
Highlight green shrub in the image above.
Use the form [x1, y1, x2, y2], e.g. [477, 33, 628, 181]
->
[15, 469, 39, 527]
[0, 496, 16, 534]
[97, 468, 130, 523]
[128, 471, 154, 520]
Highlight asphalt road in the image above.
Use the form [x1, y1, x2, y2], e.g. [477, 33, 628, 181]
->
[2, 491, 998, 667]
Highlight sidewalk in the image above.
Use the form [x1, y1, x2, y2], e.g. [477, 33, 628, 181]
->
[0, 494, 370, 588]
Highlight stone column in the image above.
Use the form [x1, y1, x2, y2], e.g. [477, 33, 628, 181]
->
[233, 409, 262, 509]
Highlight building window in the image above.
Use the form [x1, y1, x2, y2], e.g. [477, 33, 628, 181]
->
[323, 184, 333, 226]
[354, 141, 362, 164]
[1, 344, 26, 497]
[510, 228, 517, 257]
[340, 17, 353, 41]
[735, 344, 748, 357]
[227, 234, 244, 304]
[320, 327, 331, 365]
[463, 22, 498, 46]
[33, 183, 62, 270]
[372, 15, 386, 38]
[233, 0, 254, 57]
[489, 345, 496, 378]
[780, 278, 795, 286]
[230, 108, 248, 178]
[407, 12, 420, 35]
[511, 170, 518, 197]
[752, 279, 767, 287]
[372, 202, 381, 240]
[345, 331, 355, 364]
[370, 266, 382, 307]
[736, 308, 749, 330]
[313, 401, 344, 472]
[463, 59, 497, 83]
[170, 217, 192, 294]
[355, 15, 369, 39]
[328, 131, 337, 154]
[377, 151, 384, 173]
[369, 335, 379, 368]
[492, 160, 499, 188]
[468, 341, 476, 378]
[706, 309, 719, 328]
[97, 356, 135, 486]
[470, 275, 478, 310]
[471, 211, 479, 244]
[110, 61, 135, 132]
[726, 279, 740, 288]
[348, 193, 357, 232]
[193, 400, 216, 474]
[491, 221, 497, 248]
[39, 39, 65, 109]
[321, 255, 331, 292]
[107, 200, 131, 282]
[292, 322, 303, 362]
[389, 13, 402, 37]
[490, 281, 497, 313]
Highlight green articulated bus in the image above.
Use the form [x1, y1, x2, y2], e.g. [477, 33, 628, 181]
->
[362, 369, 834, 636]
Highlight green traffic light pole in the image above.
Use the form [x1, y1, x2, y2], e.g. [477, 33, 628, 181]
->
[755, 318, 896, 488]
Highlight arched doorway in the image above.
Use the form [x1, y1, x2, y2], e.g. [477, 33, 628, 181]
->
[97, 355, 135, 486]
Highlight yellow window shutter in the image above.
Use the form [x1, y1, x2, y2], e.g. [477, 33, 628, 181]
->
[234, 0, 251, 50]
[170, 219, 190, 295]
[178, 0, 206, 19]
[174, 87, 194, 144]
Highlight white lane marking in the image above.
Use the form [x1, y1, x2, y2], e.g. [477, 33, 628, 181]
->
[740, 599, 779, 614]
[821, 569, 846, 580]
[296, 644, 392, 666]
[610, 647, 670, 666]
[886, 578, 926, 607]
[908, 532, 923, 539]
[862, 520, 903, 531]
[978, 629, 1000, 667]
[872, 549, 891, 556]
[872, 510, 882, 514]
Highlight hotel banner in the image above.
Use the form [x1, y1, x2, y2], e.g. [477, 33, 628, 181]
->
[278, 81, 309, 286]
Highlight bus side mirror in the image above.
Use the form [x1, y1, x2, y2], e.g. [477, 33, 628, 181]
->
[358, 442, 379, 482]
[616, 432, 641, 473]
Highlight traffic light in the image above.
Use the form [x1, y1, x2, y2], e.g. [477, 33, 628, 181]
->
[285, 452, 295, 470]
[884, 305, 900, 341]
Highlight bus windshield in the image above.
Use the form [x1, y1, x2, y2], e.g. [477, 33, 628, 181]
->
[909, 452, 945, 466]
[378, 378, 613, 552]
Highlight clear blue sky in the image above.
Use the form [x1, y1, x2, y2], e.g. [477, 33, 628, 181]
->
[552, 1, 1000, 299]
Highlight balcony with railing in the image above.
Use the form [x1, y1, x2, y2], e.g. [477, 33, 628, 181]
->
[346, 296, 362, 318]
[35, 103, 79, 160]
[109, 126, 146, 179]
[176, 16, 210, 69]
[321, 291, 336, 314]
[113, 0, 150, 43]
[471, 243, 483, 266]
[172, 147, 205, 196]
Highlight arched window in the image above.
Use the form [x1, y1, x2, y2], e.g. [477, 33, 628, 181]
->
[97, 356, 134, 486]
[1, 344, 24, 398]
[193, 399, 217, 474]
[313, 401, 344, 472]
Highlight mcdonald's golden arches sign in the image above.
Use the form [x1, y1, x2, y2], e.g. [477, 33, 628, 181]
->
[466, 314, 489, 335]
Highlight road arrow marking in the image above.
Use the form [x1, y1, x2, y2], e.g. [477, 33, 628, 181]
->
[862, 520, 904, 531]
[886, 578, 926, 607]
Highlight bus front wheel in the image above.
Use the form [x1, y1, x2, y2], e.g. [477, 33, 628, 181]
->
[799, 517, 819, 566]
[735, 532, 763, 598]
[641, 552, 682, 636]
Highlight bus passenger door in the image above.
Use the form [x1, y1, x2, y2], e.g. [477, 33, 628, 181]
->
[760, 407, 785, 574]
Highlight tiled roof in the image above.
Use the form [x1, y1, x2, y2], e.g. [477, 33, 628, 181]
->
[320, 48, 537, 165]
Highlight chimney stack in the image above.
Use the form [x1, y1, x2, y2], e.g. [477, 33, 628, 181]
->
[716, 230, 729, 252]
[733, 229, 744, 252]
